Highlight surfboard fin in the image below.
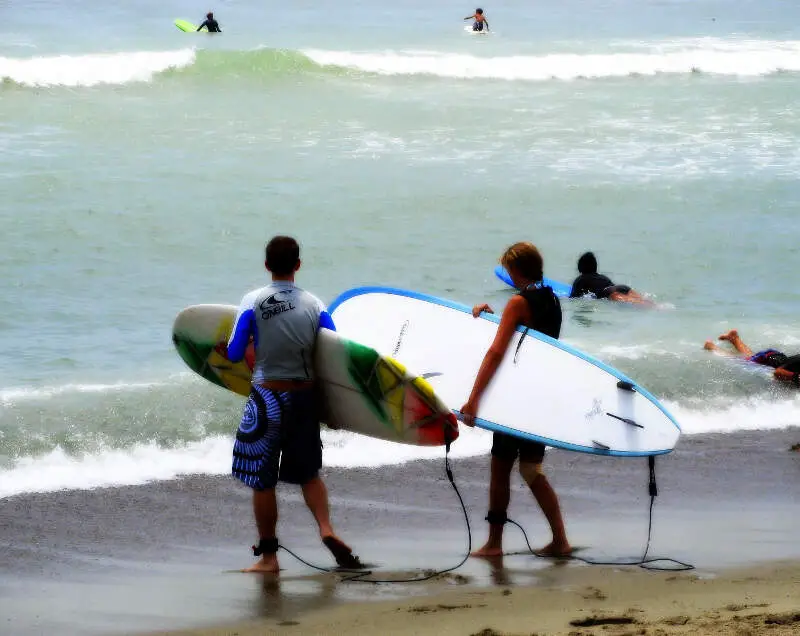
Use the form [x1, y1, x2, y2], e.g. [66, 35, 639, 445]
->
[616, 380, 636, 392]
[606, 413, 644, 429]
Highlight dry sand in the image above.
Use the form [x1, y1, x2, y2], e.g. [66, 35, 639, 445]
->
[164, 560, 800, 636]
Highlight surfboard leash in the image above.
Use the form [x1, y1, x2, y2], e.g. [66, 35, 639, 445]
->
[277, 451, 693, 580]
[277, 429, 475, 583]
[505, 456, 694, 572]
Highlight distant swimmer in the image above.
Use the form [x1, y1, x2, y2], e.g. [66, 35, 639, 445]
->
[569, 251, 652, 305]
[197, 12, 221, 33]
[464, 7, 489, 32]
[704, 329, 800, 387]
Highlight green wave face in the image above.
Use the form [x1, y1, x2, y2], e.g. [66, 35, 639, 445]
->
[165, 48, 349, 84]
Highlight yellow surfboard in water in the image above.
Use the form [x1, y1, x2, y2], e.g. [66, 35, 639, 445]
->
[174, 19, 201, 32]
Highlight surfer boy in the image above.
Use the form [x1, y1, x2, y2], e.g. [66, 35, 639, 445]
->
[569, 251, 651, 305]
[464, 8, 489, 32]
[704, 329, 800, 386]
[460, 242, 571, 558]
[221, 235, 361, 573]
[197, 12, 221, 32]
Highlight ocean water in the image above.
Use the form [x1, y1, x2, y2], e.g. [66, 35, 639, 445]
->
[2, 0, 799, 498]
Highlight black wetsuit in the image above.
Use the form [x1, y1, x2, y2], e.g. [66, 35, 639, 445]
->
[490, 283, 561, 463]
[569, 273, 631, 299]
[782, 355, 800, 386]
[520, 284, 562, 339]
[198, 18, 221, 32]
[750, 351, 800, 387]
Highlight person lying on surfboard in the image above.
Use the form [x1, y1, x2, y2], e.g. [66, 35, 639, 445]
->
[704, 330, 800, 387]
[460, 242, 572, 559]
[569, 251, 652, 305]
[464, 8, 489, 32]
[197, 12, 221, 32]
[219, 235, 361, 573]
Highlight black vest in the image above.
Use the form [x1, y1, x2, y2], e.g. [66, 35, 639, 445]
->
[519, 285, 562, 339]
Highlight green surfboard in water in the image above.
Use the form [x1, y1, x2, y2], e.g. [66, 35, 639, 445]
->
[174, 19, 200, 32]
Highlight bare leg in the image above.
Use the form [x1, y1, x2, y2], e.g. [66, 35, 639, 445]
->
[527, 472, 571, 557]
[719, 329, 753, 357]
[471, 456, 514, 557]
[243, 489, 279, 573]
[302, 476, 361, 567]
[301, 476, 334, 539]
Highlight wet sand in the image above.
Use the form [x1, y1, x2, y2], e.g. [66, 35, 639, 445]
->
[1, 427, 798, 635]
[166, 561, 800, 636]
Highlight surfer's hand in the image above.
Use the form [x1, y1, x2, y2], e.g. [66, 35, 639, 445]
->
[459, 401, 478, 427]
[472, 303, 493, 317]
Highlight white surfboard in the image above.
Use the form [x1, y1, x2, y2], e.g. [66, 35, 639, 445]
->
[329, 287, 681, 457]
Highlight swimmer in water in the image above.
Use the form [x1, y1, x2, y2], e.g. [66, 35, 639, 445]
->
[569, 252, 652, 305]
[704, 329, 800, 387]
[197, 12, 222, 33]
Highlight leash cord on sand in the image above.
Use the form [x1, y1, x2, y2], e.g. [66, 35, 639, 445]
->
[279, 437, 474, 583]
[280, 453, 693, 581]
[507, 456, 694, 572]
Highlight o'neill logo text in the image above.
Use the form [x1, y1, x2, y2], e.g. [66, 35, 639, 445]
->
[260, 291, 295, 320]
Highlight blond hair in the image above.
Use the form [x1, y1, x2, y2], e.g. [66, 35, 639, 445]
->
[500, 242, 543, 282]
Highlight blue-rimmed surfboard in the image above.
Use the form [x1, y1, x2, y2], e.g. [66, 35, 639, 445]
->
[329, 287, 680, 457]
[494, 265, 571, 298]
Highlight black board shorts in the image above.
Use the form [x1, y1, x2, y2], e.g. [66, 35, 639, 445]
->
[491, 432, 546, 464]
[750, 349, 789, 369]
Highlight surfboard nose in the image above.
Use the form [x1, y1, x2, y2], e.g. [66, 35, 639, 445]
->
[415, 412, 460, 446]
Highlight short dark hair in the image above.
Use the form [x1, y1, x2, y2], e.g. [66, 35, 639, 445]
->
[265, 236, 300, 276]
[577, 251, 597, 274]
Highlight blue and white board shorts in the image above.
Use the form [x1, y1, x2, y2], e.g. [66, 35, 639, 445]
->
[232, 386, 322, 490]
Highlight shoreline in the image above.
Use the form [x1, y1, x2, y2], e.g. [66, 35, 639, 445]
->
[162, 559, 800, 636]
[1, 426, 799, 635]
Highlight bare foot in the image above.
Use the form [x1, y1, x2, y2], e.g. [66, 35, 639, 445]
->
[242, 555, 279, 573]
[719, 329, 738, 342]
[322, 535, 363, 569]
[533, 541, 573, 558]
[703, 340, 718, 351]
[470, 543, 504, 558]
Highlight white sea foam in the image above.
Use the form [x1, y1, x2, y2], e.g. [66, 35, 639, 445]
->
[595, 344, 672, 360]
[665, 395, 800, 436]
[304, 38, 800, 81]
[2, 396, 798, 498]
[0, 49, 196, 87]
[0, 380, 171, 405]
[0, 428, 493, 499]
